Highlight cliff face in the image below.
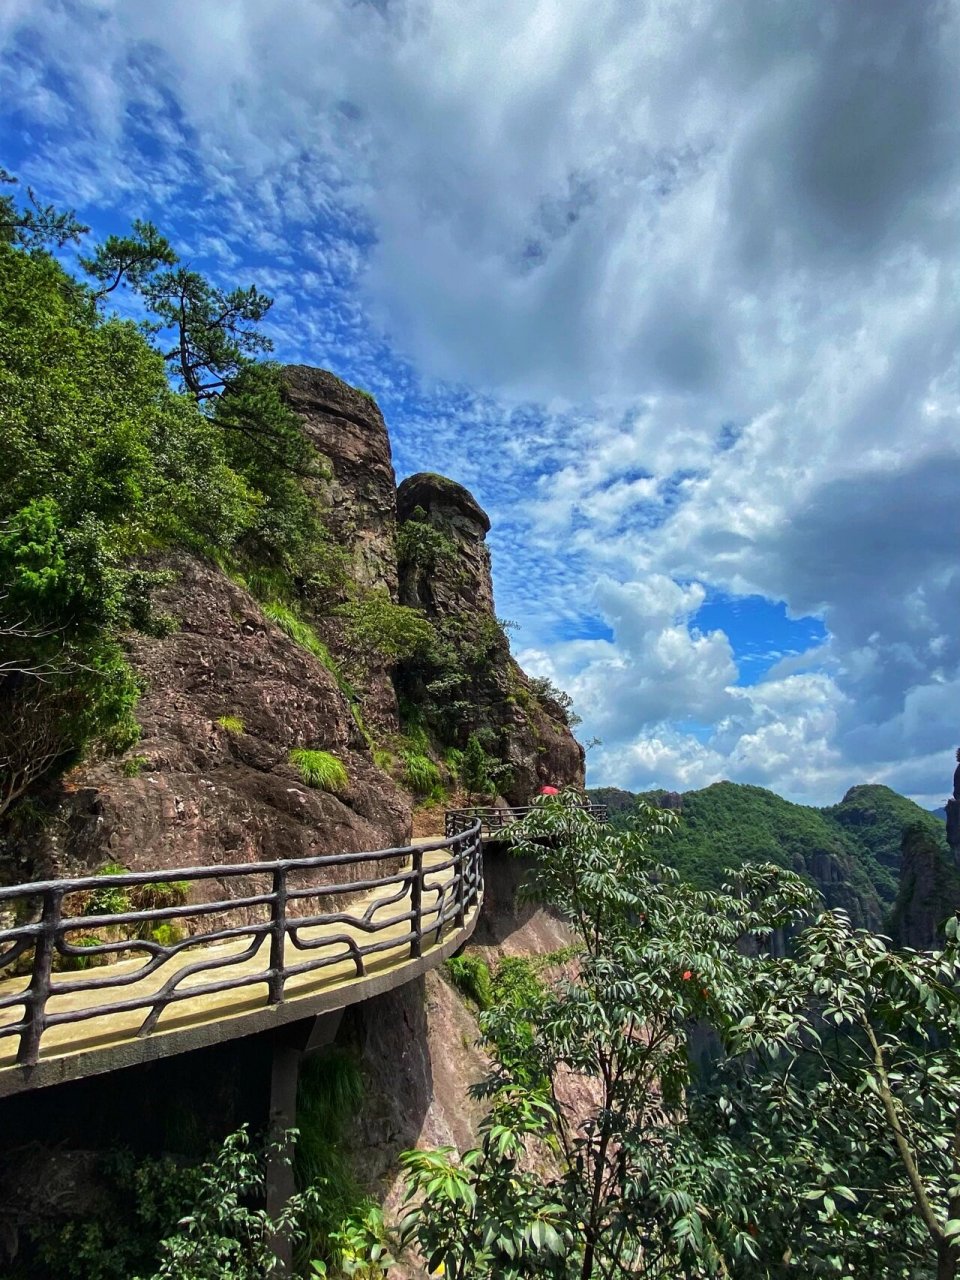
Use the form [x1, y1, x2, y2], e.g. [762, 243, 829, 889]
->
[1, 368, 583, 883]
[283, 366, 399, 596]
[396, 471, 584, 804]
[4, 555, 410, 888]
[889, 823, 960, 950]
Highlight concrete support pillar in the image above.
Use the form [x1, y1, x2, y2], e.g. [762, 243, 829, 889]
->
[266, 1043, 301, 1276]
[265, 1010, 344, 1276]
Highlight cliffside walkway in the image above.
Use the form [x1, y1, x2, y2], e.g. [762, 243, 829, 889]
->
[0, 820, 482, 1097]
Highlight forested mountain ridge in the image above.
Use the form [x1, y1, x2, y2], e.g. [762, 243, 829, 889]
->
[589, 780, 951, 932]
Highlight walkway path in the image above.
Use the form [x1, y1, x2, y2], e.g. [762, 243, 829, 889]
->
[0, 829, 481, 1097]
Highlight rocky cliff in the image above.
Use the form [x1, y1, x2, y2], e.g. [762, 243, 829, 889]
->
[889, 822, 960, 949]
[395, 472, 584, 804]
[0, 367, 583, 886]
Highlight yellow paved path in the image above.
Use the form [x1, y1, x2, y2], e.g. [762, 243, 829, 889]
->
[0, 843, 477, 1085]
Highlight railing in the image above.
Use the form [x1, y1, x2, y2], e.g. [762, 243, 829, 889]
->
[444, 803, 608, 840]
[0, 819, 482, 1069]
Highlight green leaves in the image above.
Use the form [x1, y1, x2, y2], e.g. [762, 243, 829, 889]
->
[377, 795, 960, 1279]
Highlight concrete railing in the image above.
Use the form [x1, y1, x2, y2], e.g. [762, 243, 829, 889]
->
[0, 819, 482, 1080]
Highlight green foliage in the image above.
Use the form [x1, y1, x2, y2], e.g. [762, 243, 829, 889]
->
[594, 780, 901, 927]
[216, 714, 245, 735]
[290, 748, 349, 794]
[0, 165, 88, 249]
[461, 732, 510, 797]
[0, 174, 343, 808]
[141, 921, 185, 948]
[0, 227, 259, 801]
[395, 506, 457, 574]
[57, 933, 105, 972]
[401, 751, 444, 799]
[85, 863, 132, 917]
[335, 588, 435, 663]
[144, 1126, 317, 1280]
[446, 954, 494, 1010]
[131, 880, 189, 911]
[824, 782, 949, 879]
[121, 753, 149, 776]
[22, 1148, 200, 1280]
[294, 1050, 373, 1273]
[383, 794, 960, 1280]
[527, 674, 581, 729]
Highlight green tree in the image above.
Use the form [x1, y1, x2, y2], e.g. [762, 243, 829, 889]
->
[385, 794, 960, 1279]
[0, 166, 87, 248]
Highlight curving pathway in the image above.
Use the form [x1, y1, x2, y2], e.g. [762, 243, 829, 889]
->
[0, 829, 482, 1097]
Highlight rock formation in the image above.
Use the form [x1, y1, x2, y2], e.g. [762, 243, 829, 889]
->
[0, 368, 583, 884]
[396, 470, 584, 803]
[889, 822, 960, 949]
[2, 555, 409, 893]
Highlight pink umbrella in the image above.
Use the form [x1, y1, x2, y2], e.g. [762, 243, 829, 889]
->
[539, 785, 560, 796]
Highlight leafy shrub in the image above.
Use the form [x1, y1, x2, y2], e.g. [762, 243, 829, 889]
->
[446, 954, 494, 1010]
[395, 506, 457, 574]
[85, 864, 131, 917]
[290, 748, 349, 794]
[528, 674, 582, 728]
[295, 1050, 370, 1272]
[461, 732, 504, 796]
[216, 714, 244, 734]
[121, 753, 149, 777]
[131, 880, 189, 911]
[401, 752, 443, 799]
[141, 921, 185, 948]
[335, 588, 435, 663]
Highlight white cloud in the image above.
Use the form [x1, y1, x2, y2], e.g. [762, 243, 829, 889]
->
[3, 0, 960, 804]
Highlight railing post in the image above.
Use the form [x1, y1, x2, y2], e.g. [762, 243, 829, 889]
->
[18, 889, 60, 1067]
[268, 866, 287, 1005]
[455, 837, 467, 928]
[410, 848, 423, 958]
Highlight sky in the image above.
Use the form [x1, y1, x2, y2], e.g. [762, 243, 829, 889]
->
[1, 0, 959, 809]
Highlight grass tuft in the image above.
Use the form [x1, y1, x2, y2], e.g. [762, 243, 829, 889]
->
[401, 752, 443, 799]
[217, 714, 245, 735]
[289, 748, 349, 794]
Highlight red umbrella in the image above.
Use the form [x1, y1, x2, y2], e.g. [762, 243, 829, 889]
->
[539, 785, 560, 796]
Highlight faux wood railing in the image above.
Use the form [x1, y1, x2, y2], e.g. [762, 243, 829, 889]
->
[0, 820, 482, 1069]
[444, 803, 607, 839]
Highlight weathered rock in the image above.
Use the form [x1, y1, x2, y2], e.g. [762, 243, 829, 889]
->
[397, 471, 493, 616]
[4, 555, 410, 890]
[283, 366, 399, 595]
[396, 471, 584, 803]
[282, 365, 404, 736]
[889, 822, 960, 949]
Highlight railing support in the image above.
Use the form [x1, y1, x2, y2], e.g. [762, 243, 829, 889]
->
[455, 838, 466, 928]
[18, 889, 60, 1067]
[268, 866, 287, 1005]
[410, 848, 423, 959]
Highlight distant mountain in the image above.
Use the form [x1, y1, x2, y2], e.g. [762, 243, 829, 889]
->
[931, 807, 947, 821]
[586, 780, 951, 933]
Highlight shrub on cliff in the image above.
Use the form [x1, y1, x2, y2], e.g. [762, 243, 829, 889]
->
[0, 174, 343, 808]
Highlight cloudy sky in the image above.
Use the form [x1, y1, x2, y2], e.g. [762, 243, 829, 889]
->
[2, 0, 958, 808]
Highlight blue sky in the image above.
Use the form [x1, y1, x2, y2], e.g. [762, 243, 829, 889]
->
[2, 0, 959, 807]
